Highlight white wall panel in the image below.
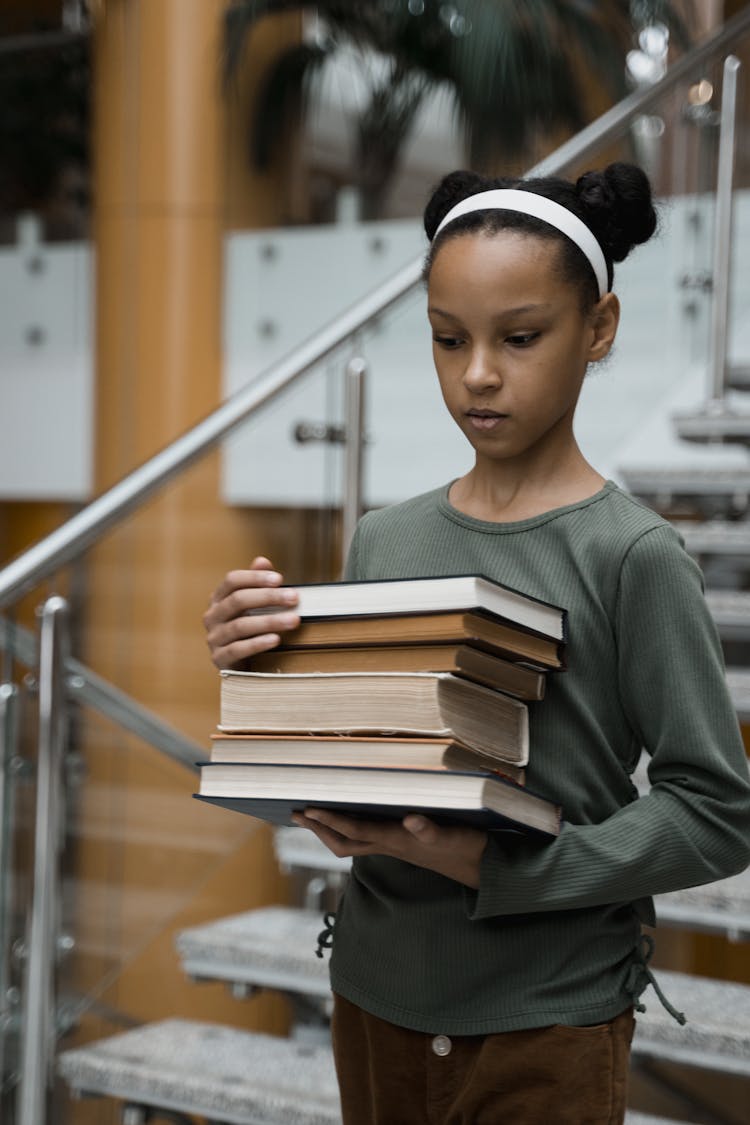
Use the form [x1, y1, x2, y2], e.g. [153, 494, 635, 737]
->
[0, 218, 93, 500]
[1, 194, 747, 508]
[222, 194, 750, 508]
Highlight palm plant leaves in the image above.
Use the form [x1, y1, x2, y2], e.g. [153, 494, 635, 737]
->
[225, 0, 693, 208]
[0, 36, 90, 213]
[354, 66, 431, 216]
[249, 40, 330, 169]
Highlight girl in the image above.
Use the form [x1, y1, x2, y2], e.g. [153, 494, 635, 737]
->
[203, 163, 750, 1124]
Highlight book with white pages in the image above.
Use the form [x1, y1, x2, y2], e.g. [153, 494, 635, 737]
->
[219, 669, 530, 766]
[253, 573, 566, 643]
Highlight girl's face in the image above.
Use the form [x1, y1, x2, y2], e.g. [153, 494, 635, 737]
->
[427, 230, 618, 472]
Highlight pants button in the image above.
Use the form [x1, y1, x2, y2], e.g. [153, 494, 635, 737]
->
[431, 1034, 452, 1057]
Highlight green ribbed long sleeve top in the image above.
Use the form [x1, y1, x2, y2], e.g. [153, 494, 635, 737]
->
[327, 481, 750, 1035]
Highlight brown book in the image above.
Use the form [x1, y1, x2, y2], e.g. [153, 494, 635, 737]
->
[219, 670, 529, 765]
[195, 764, 561, 837]
[249, 643, 545, 700]
[209, 733, 527, 784]
[275, 611, 563, 670]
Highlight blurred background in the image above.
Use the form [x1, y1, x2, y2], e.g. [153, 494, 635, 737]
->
[1, 2, 750, 1122]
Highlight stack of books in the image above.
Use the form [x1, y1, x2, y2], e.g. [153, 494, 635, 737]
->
[195, 575, 567, 837]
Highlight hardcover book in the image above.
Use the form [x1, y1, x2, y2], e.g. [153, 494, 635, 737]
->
[270, 611, 564, 670]
[249, 643, 545, 700]
[219, 670, 530, 765]
[195, 763, 561, 836]
[258, 574, 566, 643]
[208, 734, 527, 785]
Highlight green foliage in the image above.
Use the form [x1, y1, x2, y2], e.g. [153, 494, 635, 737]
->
[0, 33, 90, 220]
[225, 1, 693, 216]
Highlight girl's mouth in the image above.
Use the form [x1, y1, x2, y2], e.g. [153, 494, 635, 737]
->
[466, 410, 507, 431]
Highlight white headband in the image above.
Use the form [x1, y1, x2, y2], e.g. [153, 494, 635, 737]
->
[433, 188, 609, 299]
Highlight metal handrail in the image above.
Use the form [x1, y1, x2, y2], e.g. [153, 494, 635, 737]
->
[0, 616, 205, 771]
[342, 357, 367, 563]
[708, 55, 741, 407]
[1, 6, 750, 610]
[17, 597, 68, 1125]
[0, 680, 20, 1096]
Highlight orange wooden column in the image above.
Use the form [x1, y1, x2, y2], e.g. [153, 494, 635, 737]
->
[74, 0, 292, 1051]
[93, 0, 224, 481]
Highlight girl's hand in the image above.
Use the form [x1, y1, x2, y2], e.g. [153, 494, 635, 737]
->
[292, 809, 488, 889]
[203, 556, 300, 669]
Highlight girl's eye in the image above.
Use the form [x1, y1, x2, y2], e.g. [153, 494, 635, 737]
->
[506, 332, 539, 348]
[433, 335, 464, 349]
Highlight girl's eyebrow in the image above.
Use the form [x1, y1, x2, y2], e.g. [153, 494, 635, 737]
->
[428, 303, 549, 319]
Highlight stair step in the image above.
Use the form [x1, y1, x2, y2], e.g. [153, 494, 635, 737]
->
[633, 970, 750, 1076]
[55, 1019, 696, 1125]
[624, 1115, 689, 1125]
[619, 467, 750, 514]
[726, 667, 750, 721]
[621, 466, 750, 495]
[274, 827, 351, 876]
[673, 408, 750, 445]
[632, 757, 750, 938]
[57, 977, 749, 1123]
[655, 865, 750, 940]
[705, 589, 750, 639]
[176, 906, 331, 996]
[672, 519, 750, 556]
[177, 869, 749, 997]
[728, 362, 750, 390]
[58, 1018, 341, 1125]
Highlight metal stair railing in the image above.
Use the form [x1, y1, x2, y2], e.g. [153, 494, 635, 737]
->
[0, 676, 20, 1099]
[5, 595, 207, 1125]
[707, 54, 740, 409]
[1, 5, 750, 611]
[16, 598, 67, 1125]
[0, 616, 205, 773]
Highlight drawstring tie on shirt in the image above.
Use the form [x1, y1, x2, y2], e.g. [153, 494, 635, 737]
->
[315, 911, 337, 958]
[625, 933, 686, 1025]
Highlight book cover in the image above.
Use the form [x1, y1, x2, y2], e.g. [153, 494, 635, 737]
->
[195, 763, 561, 837]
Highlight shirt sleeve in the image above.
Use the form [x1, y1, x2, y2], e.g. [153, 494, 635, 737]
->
[467, 525, 750, 920]
[342, 515, 368, 582]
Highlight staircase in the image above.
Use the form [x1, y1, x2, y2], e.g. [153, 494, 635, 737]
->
[608, 177, 750, 1116]
[42, 197, 750, 1125]
[55, 494, 750, 1122]
[57, 818, 750, 1124]
[4, 12, 750, 1125]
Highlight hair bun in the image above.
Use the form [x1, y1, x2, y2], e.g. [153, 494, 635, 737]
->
[423, 170, 494, 240]
[576, 162, 657, 262]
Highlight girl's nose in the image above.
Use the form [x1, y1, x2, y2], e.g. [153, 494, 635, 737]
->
[463, 349, 502, 393]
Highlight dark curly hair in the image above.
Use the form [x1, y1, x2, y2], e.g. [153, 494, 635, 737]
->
[423, 163, 657, 309]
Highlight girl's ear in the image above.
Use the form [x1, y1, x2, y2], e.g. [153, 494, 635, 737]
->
[588, 292, 620, 362]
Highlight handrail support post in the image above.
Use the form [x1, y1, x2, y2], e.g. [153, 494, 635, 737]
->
[0, 678, 20, 1098]
[17, 596, 69, 1125]
[341, 357, 367, 569]
[707, 55, 741, 409]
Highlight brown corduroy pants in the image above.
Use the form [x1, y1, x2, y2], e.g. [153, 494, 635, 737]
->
[331, 993, 635, 1125]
